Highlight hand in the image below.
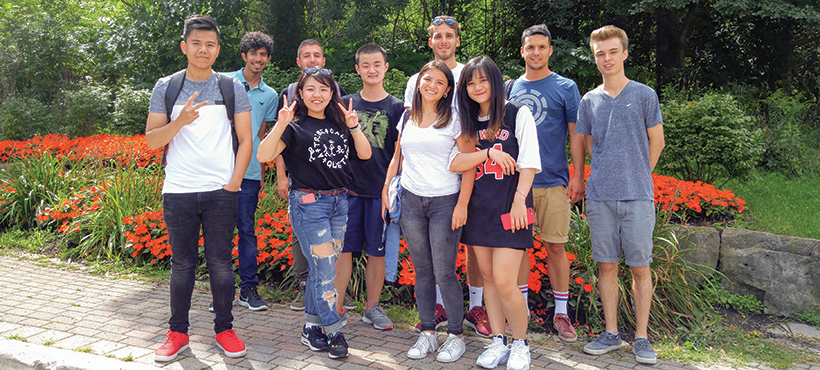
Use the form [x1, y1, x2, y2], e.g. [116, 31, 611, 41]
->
[488, 148, 518, 176]
[276, 177, 289, 200]
[567, 176, 586, 203]
[509, 202, 528, 232]
[337, 99, 359, 128]
[381, 189, 389, 222]
[451, 203, 468, 230]
[277, 95, 296, 126]
[176, 92, 208, 126]
[222, 183, 240, 192]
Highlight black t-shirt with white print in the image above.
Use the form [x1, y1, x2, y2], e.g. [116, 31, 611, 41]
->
[280, 114, 362, 191]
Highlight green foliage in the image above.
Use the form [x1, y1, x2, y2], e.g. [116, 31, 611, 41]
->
[701, 277, 764, 315]
[0, 153, 86, 229]
[335, 72, 362, 97]
[659, 90, 764, 187]
[756, 90, 820, 177]
[0, 96, 56, 141]
[383, 68, 410, 99]
[60, 84, 111, 138]
[111, 85, 151, 136]
[549, 38, 599, 93]
[261, 66, 302, 95]
[0, 228, 54, 253]
[797, 310, 820, 327]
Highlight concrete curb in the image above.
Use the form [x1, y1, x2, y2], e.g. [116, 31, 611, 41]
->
[0, 339, 159, 370]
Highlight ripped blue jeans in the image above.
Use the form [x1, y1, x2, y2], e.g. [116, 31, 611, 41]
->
[288, 189, 348, 334]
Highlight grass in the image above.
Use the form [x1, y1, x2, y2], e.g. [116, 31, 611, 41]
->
[0, 229, 56, 254]
[725, 172, 820, 239]
[7, 334, 26, 341]
[74, 346, 93, 353]
[42, 339, 55, 346]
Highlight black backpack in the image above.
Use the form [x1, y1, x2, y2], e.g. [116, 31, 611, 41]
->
[504, 78, 516, 100]
[162, 69, 236, 164]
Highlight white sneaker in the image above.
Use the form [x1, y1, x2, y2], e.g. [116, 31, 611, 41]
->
[436, 333, 466, 363]
[407, 332, 437, 359]
[506, 339, 531, 370]
[477, 335, 510, 368]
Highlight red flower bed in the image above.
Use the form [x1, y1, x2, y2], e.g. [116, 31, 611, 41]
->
[0, 134, 162, 167]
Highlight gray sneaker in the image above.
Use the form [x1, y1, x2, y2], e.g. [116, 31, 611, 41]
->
[362, 304, 394, 330]
[632, 337, 657, 364]
[289, 289, 305, 311]
[476, 335, 509, 368]
[506, 339, 530, 370]
[338, 309, 348, 327]
[407, 332, 437, 359]
[583, 331, 627, 355]
[342, 294, 357, 310]
[436, 333, 466, 363]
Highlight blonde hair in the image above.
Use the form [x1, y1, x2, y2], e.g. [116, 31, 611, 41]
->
[427, 16, 461, 38]
[589, 25, 628, 52]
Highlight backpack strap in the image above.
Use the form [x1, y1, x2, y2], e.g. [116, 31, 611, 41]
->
[216, 72, 238, 154]
[504, 78, 516, 100]
[162, 69, 187, 166]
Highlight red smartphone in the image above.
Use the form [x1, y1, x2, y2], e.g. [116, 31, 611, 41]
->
[501, 207, 536, 230]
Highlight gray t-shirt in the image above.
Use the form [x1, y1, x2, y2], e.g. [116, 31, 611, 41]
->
[148, 71, 252, 116]
[575, 80, 662, 201]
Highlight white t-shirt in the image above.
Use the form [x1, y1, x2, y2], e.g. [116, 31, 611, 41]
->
[398, 114, 462, 197]
[404, 62, 465, 109]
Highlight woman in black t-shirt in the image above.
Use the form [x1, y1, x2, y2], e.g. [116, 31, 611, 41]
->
[450, 56, 540, 369]
[257, 68, 371, 360]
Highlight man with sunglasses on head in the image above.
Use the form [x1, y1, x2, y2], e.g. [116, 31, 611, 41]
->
[273, 39, 351, 314]
[404, 15, 493, 339]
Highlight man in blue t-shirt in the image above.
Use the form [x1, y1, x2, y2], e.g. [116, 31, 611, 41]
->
[507, 24, 584, 343]
[227, 31, 278, 312]
[576, 25, 665, 365]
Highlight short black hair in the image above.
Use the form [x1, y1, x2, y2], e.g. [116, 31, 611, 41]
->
[240, 31, 274, 55]
[521, 24, 551, 46]
[297, 39, 322, 58]
[183, 15, 220, 44]
[355, 44, 387, 65]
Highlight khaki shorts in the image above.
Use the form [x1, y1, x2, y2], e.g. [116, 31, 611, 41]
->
[532, 186, 570, 244]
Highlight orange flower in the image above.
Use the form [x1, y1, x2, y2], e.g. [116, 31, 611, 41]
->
[583, 284, 593, 293]
[575, 277, 584, 285]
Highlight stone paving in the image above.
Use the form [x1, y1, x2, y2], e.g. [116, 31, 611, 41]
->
[0, 254, 818, 370]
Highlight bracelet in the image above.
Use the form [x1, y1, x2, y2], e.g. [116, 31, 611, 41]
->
[349, 125, 361, 134]
[516, 189, 526, 198]
[486, 148, 490, 159]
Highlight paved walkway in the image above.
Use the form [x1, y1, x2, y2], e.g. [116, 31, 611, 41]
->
[0, 254, 817, 370]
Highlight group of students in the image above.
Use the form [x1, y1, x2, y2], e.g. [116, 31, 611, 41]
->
[146, 13, 665, 369]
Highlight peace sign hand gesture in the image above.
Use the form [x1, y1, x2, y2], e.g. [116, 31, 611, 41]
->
[277, 95, 297, 126]
[177, 92, 208, 126]
[337, 99, 359, 128]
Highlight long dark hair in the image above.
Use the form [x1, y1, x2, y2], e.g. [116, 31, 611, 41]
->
[410, 60, 454, 129]
[457, 56, 506, 142]
[294, 70, 347, 133]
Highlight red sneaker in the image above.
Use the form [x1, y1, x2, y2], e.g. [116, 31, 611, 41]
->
[465, 306, 492, 337]
[553, 313, 577, 342]
[215, 329, 246, 358]
[414, 303, 448, 332]
[154, 330, 189, 362]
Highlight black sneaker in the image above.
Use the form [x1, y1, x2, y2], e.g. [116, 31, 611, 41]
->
[208, 299, 236, 313]
[238, 287, 268, 311]
[327, 331, 349, 359]
[301, 326, 328, 352]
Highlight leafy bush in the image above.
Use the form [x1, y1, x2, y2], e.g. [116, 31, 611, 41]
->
[111, 85, 151, 136]
[701, 277, 765, 315]
[0, 96, 56, 141]
[659, 90, 764, 187]
[260, 65, 302, 95]
[756, 90, 820, 177]
[60, 85, 111, 138]
[797, 310, 820, 327]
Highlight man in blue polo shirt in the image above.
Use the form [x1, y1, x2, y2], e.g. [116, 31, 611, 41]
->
[228, 31, 278, 311]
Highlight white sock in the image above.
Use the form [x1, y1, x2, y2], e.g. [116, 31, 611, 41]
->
[304, 322, 319, 329]
[468, 285, 483, 310]
[553, 290, 569, 316]
[519, 284, 529, 303]
[435, 284, 445, 309]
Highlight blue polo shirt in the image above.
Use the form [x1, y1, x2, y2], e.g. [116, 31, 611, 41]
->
[231, 68, 278, 181]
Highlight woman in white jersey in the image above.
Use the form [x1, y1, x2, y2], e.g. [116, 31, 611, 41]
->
[451, 56, 540, 370]
[257, 68, 371, 360]
[382, 60, 474, 363]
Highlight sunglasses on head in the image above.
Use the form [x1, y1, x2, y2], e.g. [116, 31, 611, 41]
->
[431, 16, 456, 26]
[303, 67, 332, 76]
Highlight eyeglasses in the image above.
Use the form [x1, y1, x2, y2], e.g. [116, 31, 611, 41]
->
[303, 67, 332, 76]
[431, 16, 456, 26]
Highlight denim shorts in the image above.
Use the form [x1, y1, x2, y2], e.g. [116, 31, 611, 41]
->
[586, 200, 655, 266]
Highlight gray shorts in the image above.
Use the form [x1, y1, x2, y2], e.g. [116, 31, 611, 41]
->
[586, 200, 655, 266]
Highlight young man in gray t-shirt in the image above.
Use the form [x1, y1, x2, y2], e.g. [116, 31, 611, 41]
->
[575, 25, 665, 365]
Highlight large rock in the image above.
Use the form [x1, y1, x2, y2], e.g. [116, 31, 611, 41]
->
[677, 226, 721, 283]
[718, 227, 820, 316]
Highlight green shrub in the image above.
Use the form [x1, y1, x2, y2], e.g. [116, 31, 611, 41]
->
[701, 277, 765, 315]
[659, 90, 764, 187]
[261, 65, 302, 95]
[757, 90, 820, 177]
[60, 85, 111, 138]
[111, 85, 151, 136]
[797, 310, 820, 327]
[0, 96, 56, 140]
